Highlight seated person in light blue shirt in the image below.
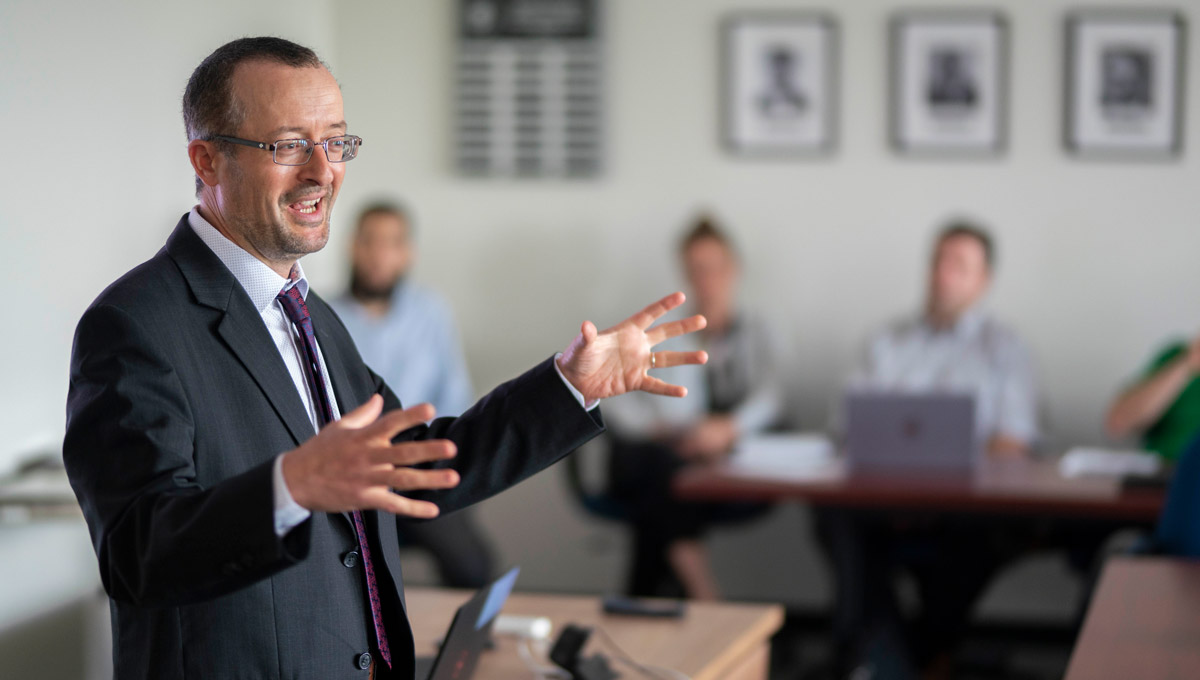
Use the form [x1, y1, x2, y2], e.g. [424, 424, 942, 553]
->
[331, 201, 494, 588]
[849, 229, 1038, 456]
[820, 222, 1041, 679]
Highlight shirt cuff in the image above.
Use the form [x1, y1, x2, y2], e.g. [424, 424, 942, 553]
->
[273, 453, 312, 537]
[554, 353, 600, 411]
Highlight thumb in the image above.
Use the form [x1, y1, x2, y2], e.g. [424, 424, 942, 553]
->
[581, 320, 598, 344]
[340, 393, 384, 429]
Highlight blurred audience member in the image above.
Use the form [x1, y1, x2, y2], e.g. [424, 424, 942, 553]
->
[821, 221, 1039, 679]
[848, 221, 1038, 453]
[1105, 335, 1200, 460]
[331, 201, 495, 588]
[604, 216, 786, 600]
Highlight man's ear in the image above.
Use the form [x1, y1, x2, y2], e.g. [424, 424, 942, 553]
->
[188, 139, 222, 189]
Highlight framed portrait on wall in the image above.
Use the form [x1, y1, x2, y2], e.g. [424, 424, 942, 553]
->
[1065, 10, 1186, 158]
[890, 11, 1008, 155]
[723, 13, 838, 156]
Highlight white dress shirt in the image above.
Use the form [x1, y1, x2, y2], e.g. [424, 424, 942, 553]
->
[187, 207, 594, 537]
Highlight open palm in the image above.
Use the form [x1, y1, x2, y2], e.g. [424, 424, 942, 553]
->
[557, 292, 708, 403]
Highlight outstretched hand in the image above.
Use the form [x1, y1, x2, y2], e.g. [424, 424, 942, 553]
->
[557, 292, 708, 403]
[281, 396, 460, 518]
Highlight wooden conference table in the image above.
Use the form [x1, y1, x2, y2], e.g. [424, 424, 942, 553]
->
[1066, 557, 1200, 679]
[674, 456, 1164, 521]
[405, 588, 784, 680]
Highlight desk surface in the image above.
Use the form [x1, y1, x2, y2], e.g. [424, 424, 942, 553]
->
[1065, 557, 1200, 679]
[405, 588, 784, 680]
[674, 458, 1163, 521]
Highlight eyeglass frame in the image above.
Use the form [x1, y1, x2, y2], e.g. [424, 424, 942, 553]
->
[211, 134, 363, 165]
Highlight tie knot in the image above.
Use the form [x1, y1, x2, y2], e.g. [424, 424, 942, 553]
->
[276, 286, 310, 326]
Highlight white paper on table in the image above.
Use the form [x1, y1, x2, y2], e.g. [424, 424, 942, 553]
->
[727, 433, 839, 480]
[1058, 447, 1163, 479]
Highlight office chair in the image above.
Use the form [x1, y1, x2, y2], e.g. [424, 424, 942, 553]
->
[563, 438, 629, 523]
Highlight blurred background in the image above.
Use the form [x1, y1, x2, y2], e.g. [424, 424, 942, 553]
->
[1, 0, 1197, 678]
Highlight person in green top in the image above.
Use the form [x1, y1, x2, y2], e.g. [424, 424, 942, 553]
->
[1106, 337, 1200, 460]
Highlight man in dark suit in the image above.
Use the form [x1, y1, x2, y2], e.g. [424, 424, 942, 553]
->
[63, 37, 707, 680]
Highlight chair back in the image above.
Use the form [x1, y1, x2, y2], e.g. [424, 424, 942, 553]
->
[563, 441, 629, 522]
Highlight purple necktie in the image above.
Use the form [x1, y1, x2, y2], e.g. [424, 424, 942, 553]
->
[276, 285, 393, 670]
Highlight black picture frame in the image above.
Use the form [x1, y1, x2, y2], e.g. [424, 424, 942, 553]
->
[721, 12, 840, 157]
[1064, 9, 1187, 160]
[890, 9, 1009, 157]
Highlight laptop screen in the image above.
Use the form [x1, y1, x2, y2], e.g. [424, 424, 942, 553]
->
[475, 566, 519, 630]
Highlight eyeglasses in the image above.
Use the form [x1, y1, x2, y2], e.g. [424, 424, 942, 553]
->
[212, 134, 363, 166]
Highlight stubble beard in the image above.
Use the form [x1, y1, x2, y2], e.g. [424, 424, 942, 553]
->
[227, 163, 333, 265]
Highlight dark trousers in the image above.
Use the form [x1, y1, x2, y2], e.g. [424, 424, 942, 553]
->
[814, 508, 1011, 677]
[608, 436, 768, 597]
[814, 507, 1115, 678]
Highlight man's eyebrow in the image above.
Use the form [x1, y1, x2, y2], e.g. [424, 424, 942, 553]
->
[267, 121, 348, 138]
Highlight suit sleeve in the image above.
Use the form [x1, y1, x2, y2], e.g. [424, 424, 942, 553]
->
[64, 304, 311, 608]
[374, 357, 605, 517]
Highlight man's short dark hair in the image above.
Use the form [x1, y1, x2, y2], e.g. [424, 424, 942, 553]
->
[935, 220, 995, 270]
[355, 201, 414, 238]
[183, 37, 326, 195]
[679, 214, 738, 260]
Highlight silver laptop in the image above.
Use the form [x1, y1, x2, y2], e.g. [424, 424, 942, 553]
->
[844, 392, 978, 474]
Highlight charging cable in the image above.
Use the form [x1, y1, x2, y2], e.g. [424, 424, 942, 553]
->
[594, 626, 693, 680]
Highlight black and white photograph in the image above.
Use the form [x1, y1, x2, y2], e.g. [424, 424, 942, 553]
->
[891, 11, 1007, 155]
[1066, 11, 1186, 158]
[723, 13, 838, 155]
[928, 48, 979, 108]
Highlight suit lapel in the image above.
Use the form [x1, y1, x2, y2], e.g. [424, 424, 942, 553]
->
[165, 216, 316, 448]
[167, 217, 378, 540]
[217, 309, 317, 447]
[309, 300, 365, 416]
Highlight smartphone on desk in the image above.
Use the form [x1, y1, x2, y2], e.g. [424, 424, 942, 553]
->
[601, 594, 686, 618]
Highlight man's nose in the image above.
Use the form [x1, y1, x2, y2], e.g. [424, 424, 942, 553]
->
[298, 145, 335, 185]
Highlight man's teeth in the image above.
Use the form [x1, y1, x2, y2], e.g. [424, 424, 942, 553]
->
[295, 198, 320, 214]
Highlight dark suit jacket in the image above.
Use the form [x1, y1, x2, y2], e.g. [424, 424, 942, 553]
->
[64, 216, 604, 679]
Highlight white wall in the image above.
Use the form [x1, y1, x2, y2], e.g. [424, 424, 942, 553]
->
[326, 0, 1200, 449]
[323, 0, 1200, 600]
[0, 0, 338, 471]
[2, 0, 1198, 627]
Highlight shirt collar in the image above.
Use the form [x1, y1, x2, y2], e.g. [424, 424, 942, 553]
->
[188, 206, 309, 313]
[922, 301, 987, 339]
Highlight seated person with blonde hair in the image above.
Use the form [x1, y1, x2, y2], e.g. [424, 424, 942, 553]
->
[604, 216, 786, 601]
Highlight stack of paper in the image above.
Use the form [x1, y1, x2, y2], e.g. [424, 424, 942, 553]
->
[727, 434, 839, 479]
[1058, 447, 1163, 479]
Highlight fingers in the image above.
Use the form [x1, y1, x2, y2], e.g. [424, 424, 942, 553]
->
[581, 320, 597, 344]
[366, 439, 457, 467]
[646, 314, 707, 345]
[629, 292, 686, 330]
[372, 466, 461, 492]
[362, 488, 442, 519]
[638, 376, 689, 398]
[649, 350, 708, 370]
[339, 394, 384, 429]
[360, 402, 436, 442]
